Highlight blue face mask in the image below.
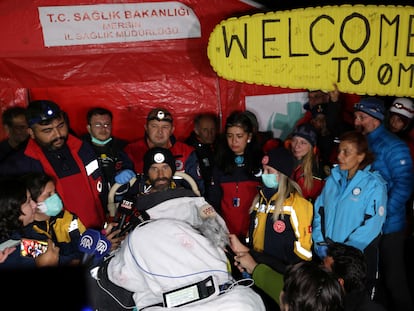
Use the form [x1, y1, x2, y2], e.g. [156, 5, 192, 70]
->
[37, 193, 63, 217]
[91, 136, 112, 146]
[261, 174, 279, 189]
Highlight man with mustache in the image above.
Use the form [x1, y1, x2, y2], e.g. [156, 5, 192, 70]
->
[131, 147, 200, 213]
[0, 100, 106, 230]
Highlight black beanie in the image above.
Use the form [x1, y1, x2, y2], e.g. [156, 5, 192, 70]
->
[143, 147, 176, 176]
[262, 147, 294, 177]
[292, 123, 318, 146]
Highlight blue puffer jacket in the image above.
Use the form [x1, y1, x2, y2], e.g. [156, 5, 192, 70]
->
[313, 165, 387, 256]
[367, 124, 414, 234]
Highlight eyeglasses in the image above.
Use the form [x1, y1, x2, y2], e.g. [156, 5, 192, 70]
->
[91, 123, 111, 129]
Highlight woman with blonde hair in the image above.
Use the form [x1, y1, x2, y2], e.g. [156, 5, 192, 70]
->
[287, 123, 325, 202]
[230, 146, 314, 275]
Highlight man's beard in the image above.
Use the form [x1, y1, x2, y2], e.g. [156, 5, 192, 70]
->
[38, 135, 68, 151]
[151, 177, 172, 192]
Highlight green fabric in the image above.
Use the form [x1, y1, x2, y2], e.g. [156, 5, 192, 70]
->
[252, 263, 284, 305]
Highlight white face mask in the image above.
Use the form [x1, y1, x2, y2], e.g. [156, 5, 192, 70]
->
[37, 193, 63, 216]
[261, 174, 279, 189]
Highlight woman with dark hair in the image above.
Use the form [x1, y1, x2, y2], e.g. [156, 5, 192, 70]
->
[207, 110, 263, 241]
[0, 177, 59, 268]
[281, 261, 344, 311]
[312, 130, 387, 297]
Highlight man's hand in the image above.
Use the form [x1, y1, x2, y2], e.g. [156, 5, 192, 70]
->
[328, 83, 340, 103]
[115, 169, 136, 184]
[35, 239, 60, 267]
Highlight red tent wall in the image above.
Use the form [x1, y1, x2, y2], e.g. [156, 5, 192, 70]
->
[0, 0, 359, 142]
[0, 0, 271, 141]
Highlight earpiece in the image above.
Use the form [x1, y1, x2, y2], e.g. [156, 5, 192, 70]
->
[247, 139, 251, 143]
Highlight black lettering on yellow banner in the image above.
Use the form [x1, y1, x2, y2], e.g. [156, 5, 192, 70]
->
[207, 5, 414, 97]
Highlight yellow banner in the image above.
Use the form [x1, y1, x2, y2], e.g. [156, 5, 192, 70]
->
[207, 5, 414, 97]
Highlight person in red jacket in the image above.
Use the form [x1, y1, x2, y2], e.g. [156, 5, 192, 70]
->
[0, 100, 106, 229]
[285, 123, 325, 203]
[125, 107, 204, 195]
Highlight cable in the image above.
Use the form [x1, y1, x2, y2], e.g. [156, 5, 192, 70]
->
[126, 235, 230, 279]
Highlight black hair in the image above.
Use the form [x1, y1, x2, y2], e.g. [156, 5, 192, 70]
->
[0, 177, 28, 242]
[86, 107, 113, 124]
[327, 242, 367, 293]
[193, 112, 219, 130]
[23, 172, 54, 203]
[282, 261, 344, 311]
[2, 106, 27, 127]
[215, 110, 263, 176]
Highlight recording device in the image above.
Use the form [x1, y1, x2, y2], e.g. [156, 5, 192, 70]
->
[162, 276, 218, 308]
[112, 196, 149, 237]
[78, 229, 100, 265]
[117, 207, 149, 237]
[112, 196, 136, 234]
[94, 235, 112, 260]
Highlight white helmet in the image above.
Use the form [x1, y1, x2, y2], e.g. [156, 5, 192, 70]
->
[390, 98, 414, 119]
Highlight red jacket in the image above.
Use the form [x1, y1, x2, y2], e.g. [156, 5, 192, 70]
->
[24, 136, 106, 229]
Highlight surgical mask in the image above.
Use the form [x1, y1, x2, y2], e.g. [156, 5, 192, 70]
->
[91, 136, 112, 146]
[37, 193, 63, 217]
[261, 174, 279, 189]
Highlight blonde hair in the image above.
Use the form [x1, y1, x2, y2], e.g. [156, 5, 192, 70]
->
[272, 174, 303, 221]
[301, 150, 316, 191]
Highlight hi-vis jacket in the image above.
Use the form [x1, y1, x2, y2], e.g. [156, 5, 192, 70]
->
[249, 191, 313, 269]
[312, 164, 387, 255]
[22, 210, 86, 265]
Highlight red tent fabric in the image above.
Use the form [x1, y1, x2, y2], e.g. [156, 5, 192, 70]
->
[0, 1, 357, 142]
[0, 0, 282, 141]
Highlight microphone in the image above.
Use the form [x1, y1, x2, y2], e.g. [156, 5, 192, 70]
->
[225, 245, 251, 279]
[112, 196, 136, 235]
[118, 208, 149, 237]
[79, 229, 101, 266]
[94, 235, 112, 260]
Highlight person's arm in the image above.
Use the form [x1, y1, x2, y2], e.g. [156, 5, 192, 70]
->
[35, 239, 60, 267]
[346, 174, 387, 250]
[0, 246, 16, 263]
[235, 251, 284, 305]
[312, 184, 329, 259]
[252, 264, 284, 305]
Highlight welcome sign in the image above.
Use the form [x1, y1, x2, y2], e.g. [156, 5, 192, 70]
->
[207, 5, 414, 97]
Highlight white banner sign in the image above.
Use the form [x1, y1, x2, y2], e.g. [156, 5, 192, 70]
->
[38, 2, 201, 47]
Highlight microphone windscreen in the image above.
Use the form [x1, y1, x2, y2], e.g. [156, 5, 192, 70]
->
[78, 229, 101, 254]
[95, 235, 112, 259]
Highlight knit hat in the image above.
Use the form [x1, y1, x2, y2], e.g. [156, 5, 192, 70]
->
[143, 147, 176, 176]
[354, 97, 385, 121]
[26, 100, 62, 127]
[262, 147, 294, 177]
[292, 123, 318, 146]
[390, 98, 414, 120]
[146, 108, 173, 123]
